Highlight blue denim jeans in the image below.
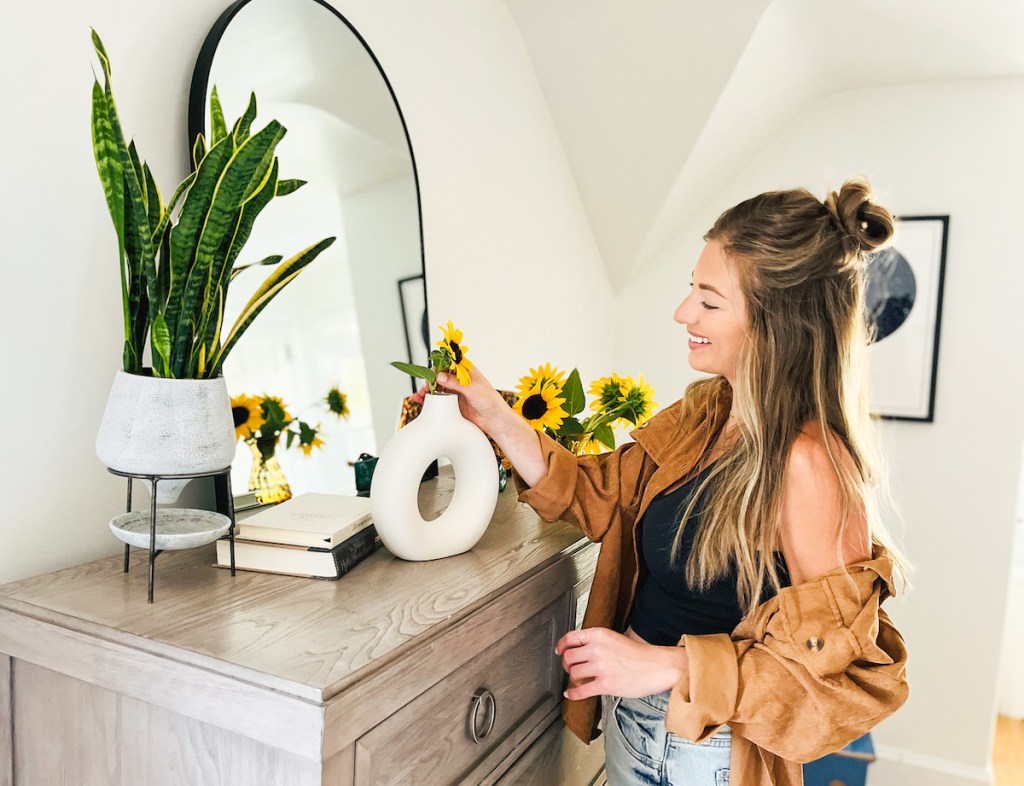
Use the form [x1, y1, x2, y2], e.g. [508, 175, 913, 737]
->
[601, 690, 731, 785]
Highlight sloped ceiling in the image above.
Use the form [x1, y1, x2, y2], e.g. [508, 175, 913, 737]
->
[503, 0, 1024, 290]
[501, 0, 771, 291]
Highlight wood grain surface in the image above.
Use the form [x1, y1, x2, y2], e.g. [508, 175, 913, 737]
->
[0, 466, 590, 703]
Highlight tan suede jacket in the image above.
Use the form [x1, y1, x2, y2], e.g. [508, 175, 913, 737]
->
[511, 378, 909, 786]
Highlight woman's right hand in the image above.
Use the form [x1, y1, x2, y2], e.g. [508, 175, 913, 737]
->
[411, 364, 511, 437]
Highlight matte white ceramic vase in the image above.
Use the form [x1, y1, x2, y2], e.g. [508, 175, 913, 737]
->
[95, 370, 237, 487]
[370, 391, 498, 561]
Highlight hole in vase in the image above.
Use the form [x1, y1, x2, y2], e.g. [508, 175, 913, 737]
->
[419, 457, 454, 522]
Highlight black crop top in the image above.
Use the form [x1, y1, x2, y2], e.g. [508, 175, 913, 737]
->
[627, 461, 791, 646]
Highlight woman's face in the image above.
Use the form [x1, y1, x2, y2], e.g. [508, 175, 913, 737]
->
[673, 239, 750, 382]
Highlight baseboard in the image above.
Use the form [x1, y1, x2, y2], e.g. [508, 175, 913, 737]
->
[867, 744, 994, 786]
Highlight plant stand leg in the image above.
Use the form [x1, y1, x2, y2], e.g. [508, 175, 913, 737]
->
[124, 478, 133, 573]
[148, 477, 158, 604]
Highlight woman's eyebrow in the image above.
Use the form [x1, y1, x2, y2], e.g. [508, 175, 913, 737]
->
[690, 275, 727, 299]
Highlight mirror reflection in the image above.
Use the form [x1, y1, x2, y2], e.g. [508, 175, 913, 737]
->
[191, 0, 426, 501]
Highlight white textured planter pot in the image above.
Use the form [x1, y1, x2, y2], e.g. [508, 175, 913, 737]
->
[370, 392, 498, 561]
[95, 370, 236, 477]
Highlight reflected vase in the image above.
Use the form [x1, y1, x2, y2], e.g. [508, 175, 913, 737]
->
[370, 391, 498, 561]
[248, 439, 292, 504]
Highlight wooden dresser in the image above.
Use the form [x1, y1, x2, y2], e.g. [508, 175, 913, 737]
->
[0, 466, 606, 785]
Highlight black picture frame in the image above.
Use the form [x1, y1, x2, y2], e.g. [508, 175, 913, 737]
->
[865, 215, 949, 422]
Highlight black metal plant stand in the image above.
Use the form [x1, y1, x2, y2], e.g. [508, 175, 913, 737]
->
[108, 466, 237, 603]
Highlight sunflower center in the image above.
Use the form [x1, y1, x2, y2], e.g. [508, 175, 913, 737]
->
[450, 341, 463, 363]
[232, 406, 250, 428]
[523, 393, 549, 420]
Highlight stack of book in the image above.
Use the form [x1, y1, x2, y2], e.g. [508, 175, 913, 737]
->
[216, 493, 381, 580]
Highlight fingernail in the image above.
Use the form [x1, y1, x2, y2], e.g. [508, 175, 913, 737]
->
[437, 372, 448, 383]
[563, 691, 568, 698]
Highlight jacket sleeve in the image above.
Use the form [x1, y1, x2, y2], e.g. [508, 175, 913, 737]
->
[664, 569, 909, 763]
[510, 427, 655, 543]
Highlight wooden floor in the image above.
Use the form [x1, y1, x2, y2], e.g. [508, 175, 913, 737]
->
[995, 715, 1024, 786]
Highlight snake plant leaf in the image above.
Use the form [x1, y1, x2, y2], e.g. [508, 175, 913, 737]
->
[151, 311, 172, 372]
[561, 368, 586, 417]
[166, 135, 234, 342]
[172, 121, 286, 375]
[232, 92, 258, 145]
[149, 169, 196, 248]
[90, 29, 112, 79]
[276, 179, 306, 196]
[99, 70, 161, 374]
[230, 255, 283, 281]
[214, 158, 279, 300]
[192, 133, 207, 170]
[210, 236, 336, 376]
[127, 141, 147, 212]
[91, 81, 129, 348]
[142, 161, 162, 233]
[209, 85, 228, 146]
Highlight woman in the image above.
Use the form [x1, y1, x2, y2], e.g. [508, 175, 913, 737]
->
[414, 177, 911, 785]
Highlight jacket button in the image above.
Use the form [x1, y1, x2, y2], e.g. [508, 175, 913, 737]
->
[806, 637, 825, 651]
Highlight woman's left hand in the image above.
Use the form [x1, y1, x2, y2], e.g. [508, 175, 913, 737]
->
[555, 627, 689, 701]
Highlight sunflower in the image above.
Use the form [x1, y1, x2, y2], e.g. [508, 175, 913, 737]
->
[231, 394, 265, 441]
[325, 387, 350, 418]
[617, 374, 658, 427]
[587, 374, 632, 428]
[516, 362, 567, 398]
[295, 421, 325, 456]
[436, 320, 474, 386]
[514, 380, 567, 432]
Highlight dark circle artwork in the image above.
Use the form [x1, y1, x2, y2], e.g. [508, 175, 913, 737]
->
[865, 247, 916, 344]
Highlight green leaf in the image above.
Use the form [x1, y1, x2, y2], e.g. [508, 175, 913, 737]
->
[209, 237, 336, 376]
[391, 362, 436, 383]
[91, 80, 129, 361]
[557, 416, 584, 436]
[230, 254, 282, 282]
[152, 312, 172, 373]
[192, 133, 207, 169]
[561, 368, 585, 416]
[209, 85, 227, 145]
[232, 92, 258, 145]
[276, 178, 306, 196]
[593, 423, 616, 450]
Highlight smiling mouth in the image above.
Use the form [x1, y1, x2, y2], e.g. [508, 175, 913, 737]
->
[688, 334, 711, 346]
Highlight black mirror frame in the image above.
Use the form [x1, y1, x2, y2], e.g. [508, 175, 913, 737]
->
[187, 0, 430, 396]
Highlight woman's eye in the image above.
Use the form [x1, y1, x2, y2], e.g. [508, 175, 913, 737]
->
[701, 302, 718, 311]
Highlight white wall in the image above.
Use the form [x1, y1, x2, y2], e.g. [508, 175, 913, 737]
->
[0, 0, 613, 583]
[623, 78, 1024, 785]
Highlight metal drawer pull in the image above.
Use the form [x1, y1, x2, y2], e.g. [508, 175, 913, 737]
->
[468, 687, 497, 743]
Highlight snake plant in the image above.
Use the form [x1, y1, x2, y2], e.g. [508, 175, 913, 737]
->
[90, 30, 335, 379]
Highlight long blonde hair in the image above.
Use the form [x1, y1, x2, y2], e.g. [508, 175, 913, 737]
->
[670, 177, 913, 617]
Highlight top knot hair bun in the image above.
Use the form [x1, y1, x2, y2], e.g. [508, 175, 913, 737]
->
[823, 176, 895, 257]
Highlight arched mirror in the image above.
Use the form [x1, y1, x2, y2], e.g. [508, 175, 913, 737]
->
[189, 0, 428, 503]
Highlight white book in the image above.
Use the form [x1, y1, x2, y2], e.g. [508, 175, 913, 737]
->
[237, 492, 373, 548]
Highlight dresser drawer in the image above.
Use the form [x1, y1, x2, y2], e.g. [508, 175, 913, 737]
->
[354, 593, 569, 786]
[494, 715, 606, 786]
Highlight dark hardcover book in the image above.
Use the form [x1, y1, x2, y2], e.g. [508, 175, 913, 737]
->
[216, 524, 381, 580]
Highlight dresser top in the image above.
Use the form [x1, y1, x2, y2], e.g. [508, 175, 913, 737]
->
[0, 466, 589, 703]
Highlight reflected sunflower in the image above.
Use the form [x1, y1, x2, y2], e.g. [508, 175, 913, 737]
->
[300, 434, 325, 456]
[516, 362, 567, 399]
[325, 387, 350, 418]
[231, 394, 265, 441]
[514, 380, 567, 432]
[437, 320, 474, 386]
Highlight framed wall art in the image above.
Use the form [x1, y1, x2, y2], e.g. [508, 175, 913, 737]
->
[397, 273, 429, 394]
[865, 215, 949, 422]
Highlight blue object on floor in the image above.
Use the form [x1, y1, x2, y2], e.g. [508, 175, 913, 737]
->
[802, 732, 875, 786]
